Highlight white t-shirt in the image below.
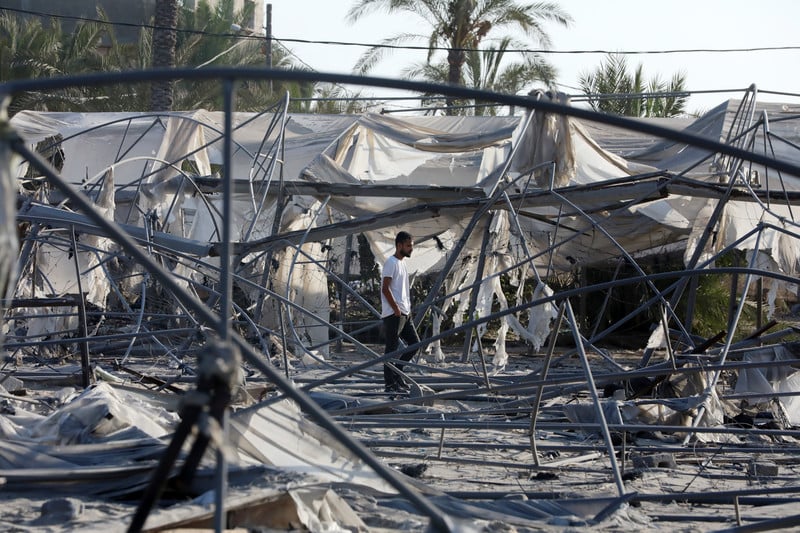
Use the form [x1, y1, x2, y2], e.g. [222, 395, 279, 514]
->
[380, 255, 410, 318]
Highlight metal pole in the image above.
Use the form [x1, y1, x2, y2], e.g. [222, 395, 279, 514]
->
[339, 234, 353, 352]
[461, 220, 492, 363]
[211, 78, 237, 532]
[11, 143, 453, 532]
[529, 302, 566, 467]
[265, 4, 272, 69]
[69, 227, 92, 389]
[564, 300, 626, 497]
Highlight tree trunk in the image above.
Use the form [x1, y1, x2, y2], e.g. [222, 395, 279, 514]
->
[446, 48, 465, 116]
[151, 0, 178, 112]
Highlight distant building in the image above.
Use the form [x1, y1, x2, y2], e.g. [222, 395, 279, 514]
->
[0, 0, 266, 43]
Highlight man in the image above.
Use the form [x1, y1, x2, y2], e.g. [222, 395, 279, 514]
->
[380, 231, 420, 393]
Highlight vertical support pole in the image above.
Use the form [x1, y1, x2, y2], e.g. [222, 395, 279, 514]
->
[339, 234, 353, 352]
[590, 258, 624, 339]
[565, 300, 626, 497]
[69, 227, 91, 389]
[255, 102, 288, 360]
[684, 230, 765, 446]
[76, 293, 91, 388]
[265, 4, 272, 69]
[213, 78, 237, 533]
[529, 302, 566, 467]
[266, 3, 273, 94]
[461, 220, 492, 363]
[219, 80, 235, 342]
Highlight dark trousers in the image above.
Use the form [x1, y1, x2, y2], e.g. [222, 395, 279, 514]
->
[383, 314, 420, 387]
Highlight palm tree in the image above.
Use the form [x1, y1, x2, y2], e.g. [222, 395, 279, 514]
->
[0, 10, 136, 114]
[0, 1, 315, 114]
[471, 39, 557, 115]
[578, 54, 688, 118]
[299, 83, 368, 114]
[173, 0, 313, 111]
[151, 0, 179, 111]
[0, 12, 59, 82]
[405, 37, 555, 115]
[346, 0, 571, 114]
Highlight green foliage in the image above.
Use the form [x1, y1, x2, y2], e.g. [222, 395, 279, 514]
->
[684, 274, 735, 339]
[404, 35, 556, 115]
[293, 83, 369, 115]
[674, 251, 762, 342]
[0, 9, 132, 114]
[545, 250, 772, 347]
[0, 1, 317, 114]
[578, 53, 688, 117]
[162, 0, 314, 111]
[0, 12, 61, 82]
[347, 0, 571, 113]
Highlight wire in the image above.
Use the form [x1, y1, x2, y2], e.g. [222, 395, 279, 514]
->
[272, 38, 316, 71]
[274, 36, 800, 57]
[6, 2, 799, 108]
[0, 5, 258, 40]
[3, 5, 800, 57]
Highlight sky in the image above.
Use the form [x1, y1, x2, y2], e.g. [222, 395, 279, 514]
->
[270, 0, 800, 114]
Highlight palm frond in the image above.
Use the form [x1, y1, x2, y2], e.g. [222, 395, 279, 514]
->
[579, 53, 688, 117]
[352, 32, 425, 74]
[346, 0, 571, 104]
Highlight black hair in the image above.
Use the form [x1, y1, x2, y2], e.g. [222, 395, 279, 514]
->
[395, 231, 412, 245]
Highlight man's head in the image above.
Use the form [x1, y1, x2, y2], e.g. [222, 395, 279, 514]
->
[395, 231, 413, 258]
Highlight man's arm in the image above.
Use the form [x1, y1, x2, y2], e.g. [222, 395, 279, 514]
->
[382, 276, 401, 316]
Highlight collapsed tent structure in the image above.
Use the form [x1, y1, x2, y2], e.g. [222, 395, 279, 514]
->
[2, 72, 800, 531]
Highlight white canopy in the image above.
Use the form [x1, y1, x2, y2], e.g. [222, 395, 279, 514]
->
[9, 96, 800, 359]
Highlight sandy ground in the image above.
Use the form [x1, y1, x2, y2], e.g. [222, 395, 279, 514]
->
[1, 343, 800, 532]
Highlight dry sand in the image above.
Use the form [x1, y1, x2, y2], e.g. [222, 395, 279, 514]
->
[1, 344, 799, 532]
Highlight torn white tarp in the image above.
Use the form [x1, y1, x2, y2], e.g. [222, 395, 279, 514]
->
[136, 115, 212, 232]
[734, 342, 800, 425]
[15, 168, 116, 338]
[0, 382, 177, 444]
[510, 90, 576, 188]
[564, 369, 726, 441]
[229, 399, 397, 494]
[9, 99, 800, 366]
[133, 483, 370, 533]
